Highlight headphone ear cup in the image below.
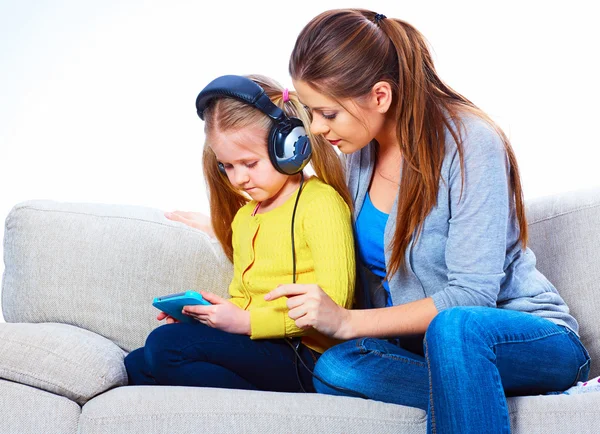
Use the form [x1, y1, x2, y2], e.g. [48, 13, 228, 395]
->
[217, 162, 227, 175]
[268, 118, 312, 175]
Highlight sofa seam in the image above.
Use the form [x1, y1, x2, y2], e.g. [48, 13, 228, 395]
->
[0, 336, 122, 384]
[528, 203, 600, 225]
[79, 411, 425, 425]
[11, 206, 212, 238]
[9, 205, 227, 261]
[0, 367, 87, 402]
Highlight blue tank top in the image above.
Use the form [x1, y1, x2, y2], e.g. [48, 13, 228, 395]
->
[355, 193, 392, 306]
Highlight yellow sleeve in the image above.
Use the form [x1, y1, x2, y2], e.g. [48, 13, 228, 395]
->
[249, 300, 306, 339]
[250, 188, 355, 340]
[301, 190, 355, 310]
[227, 208, 249, 310]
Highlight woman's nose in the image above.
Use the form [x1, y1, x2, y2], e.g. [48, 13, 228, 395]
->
[310, 117, 329, 136]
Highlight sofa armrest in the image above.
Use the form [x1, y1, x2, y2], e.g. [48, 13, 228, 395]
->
[0, 322, 127, 405]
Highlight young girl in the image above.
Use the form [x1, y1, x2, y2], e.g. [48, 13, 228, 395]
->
[263, 8, 591, 433]
[124, 74, 355, 393]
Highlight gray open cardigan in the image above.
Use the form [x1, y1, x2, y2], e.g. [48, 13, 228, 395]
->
[345, 115, 578, 334]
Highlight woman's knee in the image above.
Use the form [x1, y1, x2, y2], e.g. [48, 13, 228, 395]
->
[425, 307, 488, 360]
[313, 339, 367, 394]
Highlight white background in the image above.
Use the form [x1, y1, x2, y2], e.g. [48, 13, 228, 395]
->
[1, 1, 599, 321]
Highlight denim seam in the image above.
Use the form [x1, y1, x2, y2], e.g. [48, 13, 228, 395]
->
[424, 339, 436, 434]
[489, 329, 568, 347]
[363, 350, 427, 367]
[488, 350, 511, 433]
[357, 339, 427, 367]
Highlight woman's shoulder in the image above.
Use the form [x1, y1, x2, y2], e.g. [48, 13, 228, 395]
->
[444, 111, 507, 160]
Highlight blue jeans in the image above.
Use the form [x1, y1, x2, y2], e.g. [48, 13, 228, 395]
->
[313, 307, 591, 433]
[124, 322, 319, 392]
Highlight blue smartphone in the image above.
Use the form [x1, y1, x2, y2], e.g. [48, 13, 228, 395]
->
[152, 290, 211, 324]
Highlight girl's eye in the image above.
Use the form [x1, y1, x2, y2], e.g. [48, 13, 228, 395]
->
[245, 161, 258, 168]
[322, 112, 337, 120]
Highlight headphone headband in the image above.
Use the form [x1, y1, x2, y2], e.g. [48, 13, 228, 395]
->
[195, 75, 285, 122]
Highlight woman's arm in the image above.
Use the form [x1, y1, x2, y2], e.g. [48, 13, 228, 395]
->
[267, 121, 513, 339]
[266, 284, 437, 339]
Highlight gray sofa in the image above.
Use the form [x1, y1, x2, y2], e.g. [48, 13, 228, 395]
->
[1, 187, 599, 434]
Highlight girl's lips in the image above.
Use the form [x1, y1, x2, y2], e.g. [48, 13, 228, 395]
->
[328, 139, 341, 146]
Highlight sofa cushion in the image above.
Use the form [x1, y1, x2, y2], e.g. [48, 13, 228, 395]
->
[80, 386, 426, 434]
[526, 187, 600, 378]
[0, 379, 80, 434]
[79, 385, 600, 434]
[1, 200, 234, 352]
[508, 392, 600, 433]
[0, 322, 127, 405]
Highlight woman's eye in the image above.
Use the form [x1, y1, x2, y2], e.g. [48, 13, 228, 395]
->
[322, 113, 337, 120]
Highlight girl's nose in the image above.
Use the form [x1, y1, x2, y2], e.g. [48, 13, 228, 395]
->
[233, 167, 249, 186]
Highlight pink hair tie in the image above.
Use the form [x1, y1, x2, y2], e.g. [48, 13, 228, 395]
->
[282, 88, 290, 102]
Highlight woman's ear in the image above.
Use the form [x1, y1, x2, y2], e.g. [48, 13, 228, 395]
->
[370, 81, 393, 114]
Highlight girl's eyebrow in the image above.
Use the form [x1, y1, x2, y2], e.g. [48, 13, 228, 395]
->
[219, 158, 257, 164]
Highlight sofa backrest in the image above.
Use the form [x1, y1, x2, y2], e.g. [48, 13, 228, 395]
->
[2, 201, 233, 352]
[526, 187, 600, 378]
[2, 189, 600, 378]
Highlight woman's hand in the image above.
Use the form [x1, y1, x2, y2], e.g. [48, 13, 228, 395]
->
[164, 211, 215, 238]
[265, 284, 352, 340]
[182, 291, 251, 335]
[156, 312, 180, 324]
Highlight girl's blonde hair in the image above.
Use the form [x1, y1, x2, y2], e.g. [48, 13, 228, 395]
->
[202, 74, 352, 261]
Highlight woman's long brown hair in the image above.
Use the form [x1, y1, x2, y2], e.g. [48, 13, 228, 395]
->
[289, 9, 527, 277]
[202, 74, 352, 261]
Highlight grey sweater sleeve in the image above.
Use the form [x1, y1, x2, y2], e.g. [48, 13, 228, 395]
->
[430, 120, 511, 312]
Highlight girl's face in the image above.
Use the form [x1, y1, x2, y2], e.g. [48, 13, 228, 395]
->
[209, 125, 299, 208]
[292, 79, 389, 154]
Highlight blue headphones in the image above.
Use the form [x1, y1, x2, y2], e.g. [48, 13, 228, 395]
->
[195, 75, 312, 175]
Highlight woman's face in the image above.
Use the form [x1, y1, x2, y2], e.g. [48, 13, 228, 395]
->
[292, 79, 389, 154]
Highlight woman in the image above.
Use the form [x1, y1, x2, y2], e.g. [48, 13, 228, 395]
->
[262, 8, 590, 434]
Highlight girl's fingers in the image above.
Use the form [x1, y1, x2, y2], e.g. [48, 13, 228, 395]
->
[199, 291, 225, 304]
[182, 305, 212, 315]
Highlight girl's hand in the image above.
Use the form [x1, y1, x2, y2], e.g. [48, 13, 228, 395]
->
[164, 211, 215, 238]
[182, 291, 251, 335]
[265, 284, 352, 340]
[156, 312, 180, 324]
